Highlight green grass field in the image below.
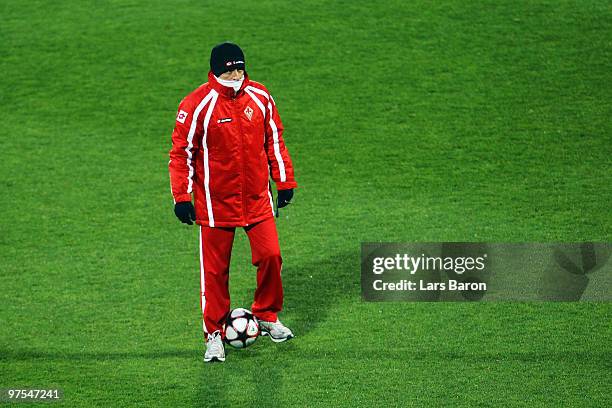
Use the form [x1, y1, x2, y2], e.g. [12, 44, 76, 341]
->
[1, 0, 611, 406]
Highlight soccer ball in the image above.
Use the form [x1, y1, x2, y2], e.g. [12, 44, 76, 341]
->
[224, 308, 260, 349]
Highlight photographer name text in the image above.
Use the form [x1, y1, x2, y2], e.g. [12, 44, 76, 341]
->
[372, 279, 486, 291]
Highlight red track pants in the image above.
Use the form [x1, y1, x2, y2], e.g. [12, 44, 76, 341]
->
[198, 217, 283, 334]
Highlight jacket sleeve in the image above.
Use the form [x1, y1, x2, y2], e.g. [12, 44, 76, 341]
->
[168, 98, 201, 203]
[263, 93, 298, 190]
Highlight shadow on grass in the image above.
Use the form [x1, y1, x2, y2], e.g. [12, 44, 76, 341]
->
[282, 249, 358, 336]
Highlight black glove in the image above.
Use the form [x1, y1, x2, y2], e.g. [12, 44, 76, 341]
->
[174, 201, 196, 225]
[277, 189, 294, 209]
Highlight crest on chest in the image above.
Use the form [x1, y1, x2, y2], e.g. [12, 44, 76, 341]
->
[244, 105, 254, 121]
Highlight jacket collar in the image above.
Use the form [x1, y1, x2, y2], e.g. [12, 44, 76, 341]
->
[207, 71, 250, 98]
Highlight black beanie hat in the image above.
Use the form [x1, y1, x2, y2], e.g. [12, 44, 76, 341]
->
[210, 42, 245, 76]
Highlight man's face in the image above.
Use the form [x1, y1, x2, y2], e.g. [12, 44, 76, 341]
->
[219, 69, 244, 80]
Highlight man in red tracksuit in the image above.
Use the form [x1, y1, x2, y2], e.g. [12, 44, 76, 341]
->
[168, 42, 297, 363]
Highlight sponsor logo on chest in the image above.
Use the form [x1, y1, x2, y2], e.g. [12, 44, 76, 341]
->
[176, 110, 188, 124]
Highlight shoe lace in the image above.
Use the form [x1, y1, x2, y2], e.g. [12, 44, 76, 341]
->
[271, 320, 288, 333]
[262, 319, 280, 328]
[207, 330, 223, 352]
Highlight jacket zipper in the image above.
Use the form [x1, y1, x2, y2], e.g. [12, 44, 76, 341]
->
[234, 93, 249, 226]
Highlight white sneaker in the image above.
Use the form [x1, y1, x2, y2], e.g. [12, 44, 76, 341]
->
[204, 330, 225, 362]
[259, 319, 294, 343]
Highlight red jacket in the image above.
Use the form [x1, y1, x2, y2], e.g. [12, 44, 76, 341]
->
[169, 72, 297, 227]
